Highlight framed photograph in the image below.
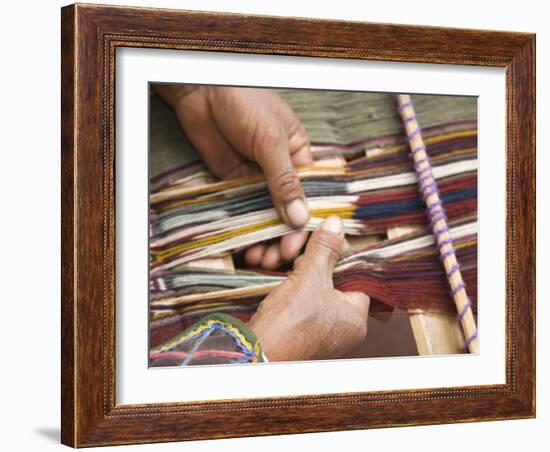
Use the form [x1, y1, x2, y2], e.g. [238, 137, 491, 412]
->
[61, 3, 535, 447]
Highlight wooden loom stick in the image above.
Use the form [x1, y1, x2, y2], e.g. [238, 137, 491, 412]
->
[365, 148, 464, 354]
[388, 227, 464, 355]
[396, 94, 479, 353]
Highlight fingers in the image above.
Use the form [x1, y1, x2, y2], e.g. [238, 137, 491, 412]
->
[252, 125, 310, 229]
[261, 243, 283, 270]
[245, 230, 307, 269]
[172, 89, 250, 180]
[301, 216, 345, 278]
[153, 84, 200, 107]
[280, 230, 309, 261]
[186, 125, 250, 181]
[243, 242, 285, 270]
[223, 160, 261, 179]
[202, 87, 312, 229]
[244, 243, 281, 269]
[251, 95, 312, 229]
[288, 122, 313, 167]
[244, 244, 267, 267]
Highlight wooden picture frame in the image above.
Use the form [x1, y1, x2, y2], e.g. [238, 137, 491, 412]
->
[61, 3, 535, 447]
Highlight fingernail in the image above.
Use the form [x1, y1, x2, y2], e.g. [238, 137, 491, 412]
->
[285, 198, 309, 228]
[321, 215, 343, 234]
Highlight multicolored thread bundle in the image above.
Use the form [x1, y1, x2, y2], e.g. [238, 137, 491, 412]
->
[149, 131, 477, 272]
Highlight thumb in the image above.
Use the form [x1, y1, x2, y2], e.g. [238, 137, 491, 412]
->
[301, 216, 345, 278]
[253, 128, 309, 228]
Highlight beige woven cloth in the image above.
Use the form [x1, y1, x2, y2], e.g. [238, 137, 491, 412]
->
[149, 87, 476, 177]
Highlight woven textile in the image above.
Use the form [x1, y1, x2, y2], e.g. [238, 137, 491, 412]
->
[148, 89, 478, 359]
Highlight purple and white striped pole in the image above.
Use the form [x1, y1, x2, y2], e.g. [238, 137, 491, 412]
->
[396, 94, 478, 353]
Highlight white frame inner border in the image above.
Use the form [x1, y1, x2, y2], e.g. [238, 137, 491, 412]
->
[116, 48, 506, 404]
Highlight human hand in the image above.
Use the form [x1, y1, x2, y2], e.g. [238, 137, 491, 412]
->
[247, 216, 371, 362]
[155, 85, 312, 269]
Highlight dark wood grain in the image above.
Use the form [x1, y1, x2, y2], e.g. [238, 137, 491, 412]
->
[60, 5, 76, 446]
[61, 3, 536, 447]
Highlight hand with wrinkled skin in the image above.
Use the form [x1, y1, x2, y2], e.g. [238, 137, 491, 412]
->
[248, 216, 371, 362]
[155, 85, 312, 270]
